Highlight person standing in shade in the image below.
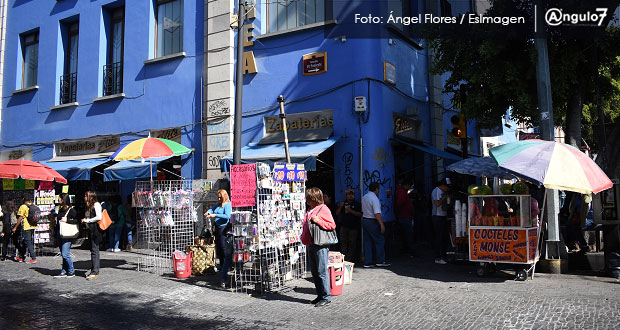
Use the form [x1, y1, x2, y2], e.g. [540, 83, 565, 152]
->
[205, 189, 232, 288]
[123, 195, 135, 251]
[15, 195, 37, 264]
[1, 201, 18, 261]
[107, 196, 123, 253]
[81, 191, 103, 280]
[54, 194, 78, 278]
[361, 182, 390, 268]
[431, 179, 450, 264]
[301, 187, 337, 307]
[336, 189, 362, 263]
[395, 177, 415, 257]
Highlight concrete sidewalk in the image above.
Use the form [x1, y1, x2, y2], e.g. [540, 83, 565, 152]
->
[1, 247, 619, 329]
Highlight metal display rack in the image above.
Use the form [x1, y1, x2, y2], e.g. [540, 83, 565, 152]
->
[231, 163, 307, 295]
[133, 180, 198, 275]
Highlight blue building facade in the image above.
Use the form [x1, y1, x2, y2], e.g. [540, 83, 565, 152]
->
[1, 0, 203, 196]
[232, 0, 480, 220]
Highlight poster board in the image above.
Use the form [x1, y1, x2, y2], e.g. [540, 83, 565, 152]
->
[231, 164, 257, 207]
[469, 227, 535, 263]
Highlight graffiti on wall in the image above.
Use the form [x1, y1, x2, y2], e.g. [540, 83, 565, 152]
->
[342, 152, 354, 189]
[363, 169, 393, 215]
[372, 148, 392, 169]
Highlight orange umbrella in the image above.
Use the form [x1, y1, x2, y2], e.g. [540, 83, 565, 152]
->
[0, 160, 67, 184]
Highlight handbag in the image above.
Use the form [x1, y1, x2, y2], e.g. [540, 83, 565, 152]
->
[308, 206, 338, 246]
[98, 208, 112, 231]
[59, 207, 79, 239]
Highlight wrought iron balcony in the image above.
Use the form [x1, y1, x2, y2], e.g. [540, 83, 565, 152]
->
[59, 72, 77, 104]
[103, 62, 123, 96]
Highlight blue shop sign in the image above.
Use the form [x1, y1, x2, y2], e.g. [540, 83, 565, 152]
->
[273, 163, 306, 182]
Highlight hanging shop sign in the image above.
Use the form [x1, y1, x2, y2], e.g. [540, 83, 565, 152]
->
[259, 109, 333, 145]
[273, 163, 306, 182]
[55, 136, 120, 158]
[0, 148, 32, 161]
[231, 163, 257, 207]
[302, 52, 327, 76]
[384, 61, 396, 85]
[393, 113, 421, 140]
[2, 178, 35, 191]
[152, 127, 181, 143]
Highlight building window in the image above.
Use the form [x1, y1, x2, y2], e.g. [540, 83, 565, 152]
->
[268, 0, 329, 33]
[60, 22, 78, 104]
[104, 7, 124, 96]
[21, 31, 39, 88]
[155, 0, 183, 57]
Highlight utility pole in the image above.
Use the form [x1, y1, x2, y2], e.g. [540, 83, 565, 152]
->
[277, 95, 291, 163]
[534, 0, 561, 272]
[232, 0, 246, 165]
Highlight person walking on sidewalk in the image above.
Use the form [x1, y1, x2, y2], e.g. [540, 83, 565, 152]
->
[361, 182, 390, 268]
[301, 187, 337, 307]
[1, 201, 19, 261]
[431, 179, 450, 265]
[54, 194, 78, 278]
[82, 191, 103, 280]
[15, 195, 37, 264]
[204, 189, 232, 288]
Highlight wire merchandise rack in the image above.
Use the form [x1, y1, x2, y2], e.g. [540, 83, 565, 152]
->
[231, 163, 307, 295]
[133, 180, 197, 275]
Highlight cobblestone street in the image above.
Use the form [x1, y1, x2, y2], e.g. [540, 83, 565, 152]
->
[1, 248, 619, 330]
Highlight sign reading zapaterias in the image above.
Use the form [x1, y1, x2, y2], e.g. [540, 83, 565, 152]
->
[259, 109, 333, 145]
[55, 136, 120, 157]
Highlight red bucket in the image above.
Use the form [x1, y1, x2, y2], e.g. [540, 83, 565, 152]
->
[173, 250, 192, 279]
[329, 263, 344, 296]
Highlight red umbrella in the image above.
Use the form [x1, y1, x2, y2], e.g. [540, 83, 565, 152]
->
[0, 160, 67, 184]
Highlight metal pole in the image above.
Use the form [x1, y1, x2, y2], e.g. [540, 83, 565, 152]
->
[277, 95, 291, 163]
[534, 0, 561, 264]
[232, 0, 245, 165]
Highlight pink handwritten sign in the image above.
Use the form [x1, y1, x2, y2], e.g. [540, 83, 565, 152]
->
[231, 163, 257, 207]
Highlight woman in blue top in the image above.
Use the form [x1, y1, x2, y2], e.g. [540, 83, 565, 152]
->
[205, 189, 232, 288]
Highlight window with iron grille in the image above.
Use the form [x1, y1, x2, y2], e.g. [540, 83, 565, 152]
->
[21, 31, 39, 88]
[60, 22, 78, 104]
[267, 0, 330, 33]
[155, 0, 183, 57]
[104, 7, 124, 96]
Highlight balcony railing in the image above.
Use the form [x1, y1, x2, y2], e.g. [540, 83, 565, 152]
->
[59, 72, 77, 104]
[103, 62, 123, 96]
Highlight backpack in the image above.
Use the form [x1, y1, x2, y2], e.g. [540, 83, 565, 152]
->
[26, 204, 41, 226]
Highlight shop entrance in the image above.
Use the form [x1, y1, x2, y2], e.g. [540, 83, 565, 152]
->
[306, 145, 335, 203]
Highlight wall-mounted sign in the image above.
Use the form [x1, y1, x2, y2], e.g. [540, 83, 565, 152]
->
[0, 148, 32, 161]
[273, 163, 306, 182]
[55, 136, 120, 157]
[354, 96, 367, 112]
[384, 61, 396, 85]
[302, 52, 327, 76]
[393, 113, 421, 140]
[259, 109, 333, 145]
[152, 127, 181, 143]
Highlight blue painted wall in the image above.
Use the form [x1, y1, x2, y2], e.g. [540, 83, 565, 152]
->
[1, 0, 203, 182]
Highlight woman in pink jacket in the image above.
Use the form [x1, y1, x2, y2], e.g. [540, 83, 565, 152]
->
[301, 187, 337, 307]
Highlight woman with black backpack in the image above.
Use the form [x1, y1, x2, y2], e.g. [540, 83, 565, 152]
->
[81, 191, 103, 280]
[54, 194, 78, 278]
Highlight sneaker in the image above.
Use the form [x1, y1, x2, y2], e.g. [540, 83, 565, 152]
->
[106, 248, 113, 252]
[314, 299, 331, 307]
[66, 273, 75, 278]
[220, 282, 226, 289]
[363, 264, 375, 268]
[86, 274, 99, 281]
[13, 257, 24, 263]
[310, 297, 322, 304]
[125, 244, 133, 252]
[376, 262, 391, 267]
[26, 259, 38, 264]
[54, 272, 67, 278]
[113, 248, 121, 252]
[435, 259, 447, 265]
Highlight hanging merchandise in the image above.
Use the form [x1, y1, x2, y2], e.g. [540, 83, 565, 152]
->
[231, 162, 307, 294]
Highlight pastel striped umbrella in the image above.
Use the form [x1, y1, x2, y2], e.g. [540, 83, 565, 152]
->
[490, 140, 612, 194]
[110, 138, 191, 161]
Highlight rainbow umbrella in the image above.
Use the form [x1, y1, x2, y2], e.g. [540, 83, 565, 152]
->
[490, 140, 612, 194]
[110, 138, 191, 161]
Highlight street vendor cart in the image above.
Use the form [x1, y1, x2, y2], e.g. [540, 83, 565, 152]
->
[468, 194, 540, 281]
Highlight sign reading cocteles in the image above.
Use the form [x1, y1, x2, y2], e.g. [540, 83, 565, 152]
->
[259, 109, 333, 145]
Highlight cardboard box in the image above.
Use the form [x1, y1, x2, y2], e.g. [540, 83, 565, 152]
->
[328, 251, 344, 264]
[343, 261, 354, 285]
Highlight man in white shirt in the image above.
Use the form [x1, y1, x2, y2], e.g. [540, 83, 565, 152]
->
[431, 179, 450, 264]
[361, 182, 390, 268]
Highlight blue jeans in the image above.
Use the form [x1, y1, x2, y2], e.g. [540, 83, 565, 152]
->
[108, 224, 122, 250]
[361, 218, 385, 265]
[59, 239, 74, 275]
[398, 217, 414, 254]
[21, 229, 36, 259]
[308, 244, 331, 301]
[215, 225, 232, 284]
[125, 222, 135, 245]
